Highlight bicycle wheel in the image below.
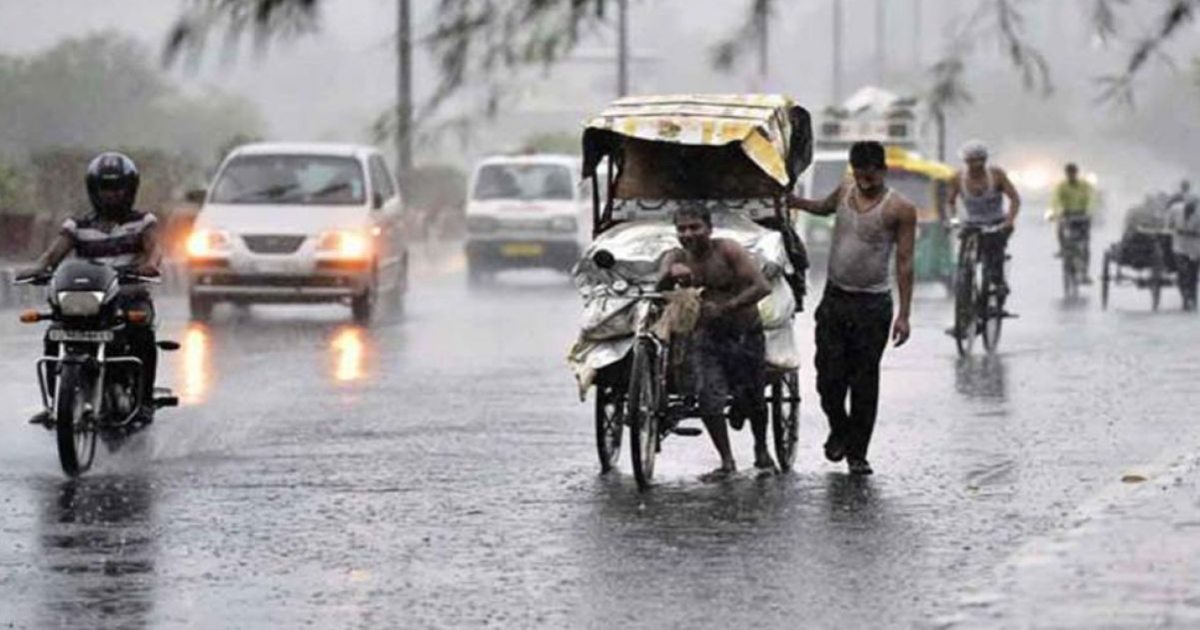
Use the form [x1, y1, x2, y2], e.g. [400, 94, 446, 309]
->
[769, 370, 800, 473]
[594, 382, 624, 474]
[627, 339, 659, 491]
[954, 240, 979, 357]
[55, 364, 97, 477]
[1062, 246, 1078, 299]
[981, 273, 1004, 354]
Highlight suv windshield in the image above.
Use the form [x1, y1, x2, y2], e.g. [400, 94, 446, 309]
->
[472, 163, 574, 201]
[211, 155, 366, 205]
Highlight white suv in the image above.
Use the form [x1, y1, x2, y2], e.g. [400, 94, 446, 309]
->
[186, 143, 408, 324]
[464, 154, 589, 284]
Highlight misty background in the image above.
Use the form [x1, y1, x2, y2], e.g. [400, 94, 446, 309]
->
[1, 0, 1199, 211]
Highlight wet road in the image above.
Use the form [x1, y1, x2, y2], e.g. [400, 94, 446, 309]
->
[2, 222, 1199, 629]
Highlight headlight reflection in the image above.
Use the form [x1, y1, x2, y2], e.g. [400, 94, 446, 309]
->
[181, 324, 210, 405]
[332, 327, 367, 383]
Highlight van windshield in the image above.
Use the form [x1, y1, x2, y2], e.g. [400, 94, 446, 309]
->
[211, 155, 366, 205]
[472, 163, 575, 201]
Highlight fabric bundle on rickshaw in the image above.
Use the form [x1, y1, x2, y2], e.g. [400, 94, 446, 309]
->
[567, 213, 800, 396]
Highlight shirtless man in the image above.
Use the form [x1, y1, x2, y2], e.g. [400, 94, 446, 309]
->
[787, 141, 916, 475]
[658, 205, 772, 477]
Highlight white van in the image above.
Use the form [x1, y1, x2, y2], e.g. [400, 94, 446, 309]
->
[186, 142, 408, 324]
[463, 154, 589, 284]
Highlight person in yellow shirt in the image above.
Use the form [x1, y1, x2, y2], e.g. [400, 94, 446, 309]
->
[1050, 163, 1096, 281]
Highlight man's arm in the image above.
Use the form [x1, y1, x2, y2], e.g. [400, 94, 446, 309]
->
[717, 241, 771, 313]
[892, 200, 917, 347]
[128, 218, 162, 276]
[655, 249, 687, 290]
[17, 235, 72, 278]
[945, 172, 961, 222]
[786, 184, 842, 217]
[996, 167, 1021, 229]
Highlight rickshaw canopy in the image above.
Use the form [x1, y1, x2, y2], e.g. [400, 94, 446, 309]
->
[885, 146, 954, 180]
[582, 94, 813, 198]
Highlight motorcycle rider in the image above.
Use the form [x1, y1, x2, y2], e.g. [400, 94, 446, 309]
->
[19, 152, 162, 426]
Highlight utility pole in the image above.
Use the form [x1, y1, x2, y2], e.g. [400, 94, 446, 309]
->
[617, 0, 629, 97]
[757, 2, 769, 89]
[913, 0, 923, 68]
[396, 0, 413, 184]
[832, 0, 843, 102]
[875, 0, 885, 83]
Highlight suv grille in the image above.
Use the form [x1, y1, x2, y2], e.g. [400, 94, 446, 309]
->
[243, 235, 306, 254]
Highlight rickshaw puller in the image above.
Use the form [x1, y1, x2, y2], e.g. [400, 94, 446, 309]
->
[658, 205, 773, 477]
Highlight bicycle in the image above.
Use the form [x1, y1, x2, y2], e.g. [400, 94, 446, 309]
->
[952, 221, 1010, 356]
[1059, 215, 1091, 299]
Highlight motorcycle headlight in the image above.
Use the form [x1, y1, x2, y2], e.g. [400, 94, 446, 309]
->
[318, 230, 371, 259]
[187, 229, 232, 258]
[550, 216, 578, 233]
[57, 291, 105, 317]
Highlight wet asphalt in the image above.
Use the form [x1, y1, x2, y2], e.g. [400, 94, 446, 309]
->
[1, 218, 1198, 629]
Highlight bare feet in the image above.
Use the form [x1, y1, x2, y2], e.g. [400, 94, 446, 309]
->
[699, 462, 736, 483]
[754, 447, 778, 474]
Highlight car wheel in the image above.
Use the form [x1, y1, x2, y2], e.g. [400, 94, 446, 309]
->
[189, 293, 214, 322]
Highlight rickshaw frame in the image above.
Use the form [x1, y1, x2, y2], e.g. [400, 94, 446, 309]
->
[578, 94, 811, 489]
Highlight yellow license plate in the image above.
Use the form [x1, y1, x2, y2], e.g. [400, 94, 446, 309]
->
[500, 243, 545, 258]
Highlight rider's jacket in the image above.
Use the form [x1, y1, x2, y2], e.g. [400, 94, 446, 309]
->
[1051, 180, 1094, 218]
[61, 210, 157, 269]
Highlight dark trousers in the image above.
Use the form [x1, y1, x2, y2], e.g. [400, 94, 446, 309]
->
[1179, 256, 1200, 310]
[814, 287, 893, 460]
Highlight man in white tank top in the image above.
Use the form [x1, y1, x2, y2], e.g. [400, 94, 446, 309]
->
[787, 141, 917, 476]
[947, 140, 1021, 294]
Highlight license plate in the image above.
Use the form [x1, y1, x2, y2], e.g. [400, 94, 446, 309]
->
[500, 243, 545, 258]
[49, 330, 114, 343]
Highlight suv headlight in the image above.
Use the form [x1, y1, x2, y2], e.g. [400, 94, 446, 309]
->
[318, 231, 371, 259]
[57, 291, 105, 317]
[187, 229, 232, 258]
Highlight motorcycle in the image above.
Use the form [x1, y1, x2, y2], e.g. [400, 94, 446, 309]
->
[15, 259, 179, 476]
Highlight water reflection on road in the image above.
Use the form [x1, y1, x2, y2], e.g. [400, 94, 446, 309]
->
[36, 475, 158, 629]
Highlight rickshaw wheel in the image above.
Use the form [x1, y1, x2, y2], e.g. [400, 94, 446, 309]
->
[769, 370, 800, 473]
[1101, 251, 1112, 310]
[594, 383, 624, 474]
[627, 339, 659, 491]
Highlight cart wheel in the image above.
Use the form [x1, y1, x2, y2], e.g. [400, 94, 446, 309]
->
[769, 370, 800, 473]
[627, 339, 659, 491]
[1101, 252, 1111, 310]
[954, 244, 978, 357]
[594, 383, 624, 474]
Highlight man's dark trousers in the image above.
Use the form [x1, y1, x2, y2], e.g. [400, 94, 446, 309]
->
[814, 285, 893, 460]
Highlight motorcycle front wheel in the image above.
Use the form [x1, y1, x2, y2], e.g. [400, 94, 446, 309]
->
[55, 363, 97, 477]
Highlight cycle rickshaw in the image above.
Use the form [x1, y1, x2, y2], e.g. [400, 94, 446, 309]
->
[568, 94, 812, 490]
[1101, 207, 1177, 311]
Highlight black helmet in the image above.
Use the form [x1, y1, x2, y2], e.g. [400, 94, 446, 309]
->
[86, 152, 139, 217]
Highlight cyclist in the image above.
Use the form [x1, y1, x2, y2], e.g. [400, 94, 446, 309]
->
[1169, 198, 1200, 311]
[946, 140, 1021, 296]
[1050, 163, 1096, 282]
